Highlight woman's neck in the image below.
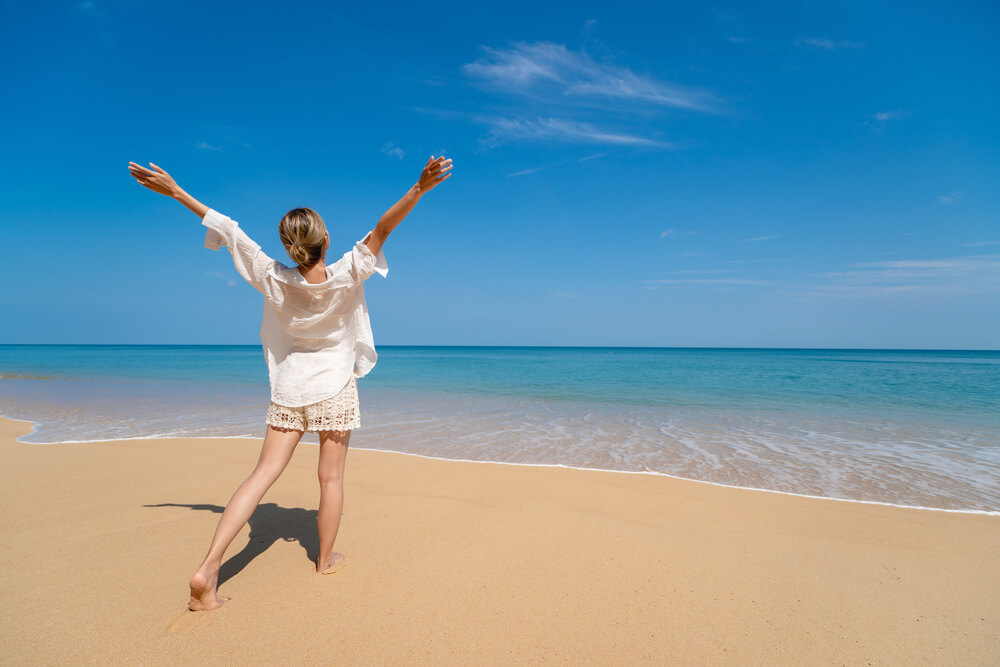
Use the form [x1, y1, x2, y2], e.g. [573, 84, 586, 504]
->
[298, 260, 327, 284]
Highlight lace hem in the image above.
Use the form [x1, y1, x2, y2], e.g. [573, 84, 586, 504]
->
[265, 377, 361, 432]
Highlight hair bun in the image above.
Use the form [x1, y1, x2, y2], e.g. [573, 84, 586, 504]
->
[279, 207, 327, 267]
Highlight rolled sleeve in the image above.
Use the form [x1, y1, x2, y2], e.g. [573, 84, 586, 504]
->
[352, 237, 389, 282]
[202, 208, 236, 251]
[201, 208, 279, 296]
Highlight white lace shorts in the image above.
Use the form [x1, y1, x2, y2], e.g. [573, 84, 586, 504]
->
[265, 376, 361, 433]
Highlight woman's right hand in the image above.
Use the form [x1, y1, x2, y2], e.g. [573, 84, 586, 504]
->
[415, 155, 453, 196]
[128, 161, 182, 198]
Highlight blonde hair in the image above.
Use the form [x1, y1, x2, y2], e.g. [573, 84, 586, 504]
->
[279, 207, 327, 267]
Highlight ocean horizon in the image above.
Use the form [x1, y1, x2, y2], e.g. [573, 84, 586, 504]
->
[2, 344, 998, 513]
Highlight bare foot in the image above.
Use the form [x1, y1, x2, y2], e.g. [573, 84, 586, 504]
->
[188, 568, 229, 611]
[318, 551, 347, 575]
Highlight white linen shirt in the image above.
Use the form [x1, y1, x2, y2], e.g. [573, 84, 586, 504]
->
[201, 208, 388, 407]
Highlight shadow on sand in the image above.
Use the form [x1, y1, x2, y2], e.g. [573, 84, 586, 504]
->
[145, 502, 319, 586]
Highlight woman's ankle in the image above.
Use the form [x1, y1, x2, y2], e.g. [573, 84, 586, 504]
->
[195, 559, 222, 575]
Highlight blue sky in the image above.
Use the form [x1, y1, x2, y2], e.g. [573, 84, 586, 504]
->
[1, 0, 998, 348]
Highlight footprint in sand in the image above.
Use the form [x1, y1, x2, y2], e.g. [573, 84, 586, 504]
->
[166, 597, 231, 633]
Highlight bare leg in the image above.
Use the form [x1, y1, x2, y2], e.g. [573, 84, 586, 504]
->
[189, 426, 303, 610]
[317, 429, 351, 573]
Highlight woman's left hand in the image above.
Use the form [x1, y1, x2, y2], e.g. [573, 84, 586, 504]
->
[128, 161, 182, 198]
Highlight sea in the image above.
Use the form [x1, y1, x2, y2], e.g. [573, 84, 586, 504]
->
[1, 345, 998, 513]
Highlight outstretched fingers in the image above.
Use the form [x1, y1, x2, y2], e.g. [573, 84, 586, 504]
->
[129, 161, 155, 176]
[432, 160, 453, 179]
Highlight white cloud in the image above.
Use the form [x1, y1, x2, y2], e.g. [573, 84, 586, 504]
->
[444, 35, 722, 149]
[665, 269, 730, 275]
[380, 142, 405, 159]
[577, 152, 606, 162]
[726, 258, 787, 264]
[742, 235, 780, 242]
[507, 165, 547, 178]
[805, 255, 1000, 297]
[963, 241, 1000, 247]
[647, 278, 771, 288]
[660, 229, 675, 238]
[507, 158, 571, 178]
[196, 141, 223, 152]
[462, 41, 716, 112]
[938, 191, 962, 204]
[207, 271, 237, 288]
[481, 116, 672, 148]
[872, 109, 912, 121]
[795, 38, 864, 51]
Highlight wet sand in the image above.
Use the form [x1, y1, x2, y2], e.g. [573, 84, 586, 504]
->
[0, 416, 997, 664]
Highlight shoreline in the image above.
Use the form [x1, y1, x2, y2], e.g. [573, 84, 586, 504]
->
[3, 342, 999, 350]
[5, 413, 998, 517]
[1, 416, 997, 663]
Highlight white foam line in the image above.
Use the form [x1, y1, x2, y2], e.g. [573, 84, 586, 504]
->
[3, 414, 998, 516]
[340, 446, 1000, 516]
[0, 413, 261, 444]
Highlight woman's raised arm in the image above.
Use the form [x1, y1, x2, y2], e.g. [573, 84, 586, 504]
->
[365, 155, 453, 257]
[128, 161, 209, 219]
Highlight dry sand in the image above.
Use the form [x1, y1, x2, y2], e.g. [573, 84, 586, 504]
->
[0, 416, 997, 664]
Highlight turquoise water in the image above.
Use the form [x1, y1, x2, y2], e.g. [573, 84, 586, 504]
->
[1, 345, 998, 511]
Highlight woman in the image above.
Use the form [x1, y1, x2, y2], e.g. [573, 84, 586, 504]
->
[127, 155, 453, 611]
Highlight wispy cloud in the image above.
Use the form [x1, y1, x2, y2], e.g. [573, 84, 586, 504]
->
[207, 271, 237, 288]
[507, 165, 547, 178]
[938, 191, 962, 204]
[726, 257, 787, 264]
[872, 109, 912, 121]
[664, 269, 731, 275]
[449, 36, 720, 149]
[577, 152, 606, 162]
[726, 36, 750, 44]
[743, 235, 780, 242]
[963, 241, 999, 247]
[795, 38, 864, 51]
[481, 116, 673, 148]
[380, 141, 405, 159]
[803, 255, 1000, 297]
[647, 277, 771, 288]
[462, 41, 716, 112]
[194, 129, 251, 153]
[507, 158, 569, 178]
[659, 228, 705, 239]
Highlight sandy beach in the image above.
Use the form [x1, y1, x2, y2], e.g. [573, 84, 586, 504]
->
[0, 415, 997, 664]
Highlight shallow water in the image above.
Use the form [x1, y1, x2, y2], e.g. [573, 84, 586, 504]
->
[1, 345, 998, 512]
